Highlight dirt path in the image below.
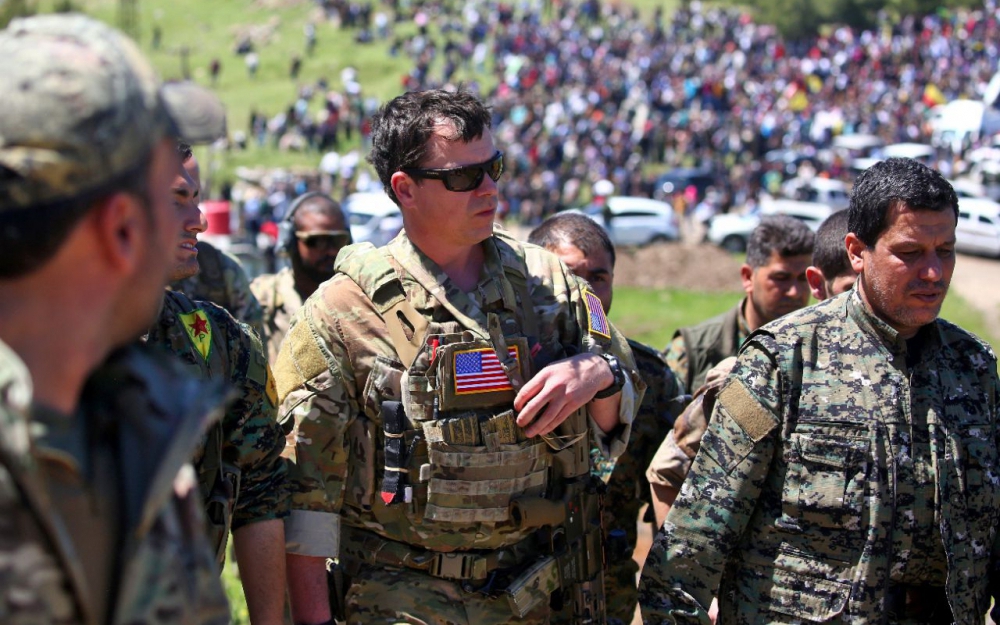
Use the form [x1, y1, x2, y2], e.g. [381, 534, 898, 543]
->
[952, 253, 1000, 340]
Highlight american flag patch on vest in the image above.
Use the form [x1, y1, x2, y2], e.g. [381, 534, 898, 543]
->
[453, 346, 519, 395]
[583, 289, 610, 338]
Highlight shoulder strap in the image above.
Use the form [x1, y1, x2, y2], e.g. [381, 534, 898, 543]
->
[491, 233, 540, 341]
[336, 243, 429, 368]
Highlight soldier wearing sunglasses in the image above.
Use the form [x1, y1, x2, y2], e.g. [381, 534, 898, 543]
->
[275, 89, 644, 625]
[251, 192, 351, 364]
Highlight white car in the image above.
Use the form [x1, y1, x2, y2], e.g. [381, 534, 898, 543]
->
[780, 177, 850, 211]
[956, 197, 1000, 258]
[578, 196, 680, 245]
[708, 199, 836, 253]
[342, 192, 403, 248]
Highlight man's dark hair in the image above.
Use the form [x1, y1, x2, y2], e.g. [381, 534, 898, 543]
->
[0, 155, 152, 278]
[812, 210, 851, 279]
[849, 157, 958, 247]
[366, 89, 492, 206]
[746, 214, 816, 268]
[528, 212, 616, 267]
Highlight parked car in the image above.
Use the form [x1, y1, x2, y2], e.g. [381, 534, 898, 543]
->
[780, 177, 850, 210]
[342, 191, 402, 248]
[654, 167, 716, 202]
[575, 196, 680, 245]
[707, 199, 835, 253]
[956, 197, 1000, 258]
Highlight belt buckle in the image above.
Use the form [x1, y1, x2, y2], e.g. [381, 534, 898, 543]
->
[431, 552, 489, 580]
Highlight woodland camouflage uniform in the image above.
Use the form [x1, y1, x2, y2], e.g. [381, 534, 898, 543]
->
[172, 241, 266, 340]
[147, 290, 289, 564]
[0, 339, 230, 625]
[250, 266, 301, 365]
[276, 230, 643, 623]
[639, 290, 1000, 625]
[587, 340, 685, 624]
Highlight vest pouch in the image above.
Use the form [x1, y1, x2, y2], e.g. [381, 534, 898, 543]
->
[362, 356, 404, 418]
[419, 413, 551, 524]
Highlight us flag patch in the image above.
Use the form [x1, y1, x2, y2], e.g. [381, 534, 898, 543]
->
[583, 290, 610, 338]
[454, 346, 519, 395]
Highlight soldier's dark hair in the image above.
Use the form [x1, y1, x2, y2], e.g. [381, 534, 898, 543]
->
[812, 210, 852, 279]
[849, 157, 958, 247]
[367, 88, 492, 206]
[527, 212, 616, 268]
[0, 154, 152, 278]
[177, 141, 193, 162]
[746, 214, 816, 268]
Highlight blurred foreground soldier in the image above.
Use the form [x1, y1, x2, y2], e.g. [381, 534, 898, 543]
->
[663, 214, 815, 392]
[146, 143, 290, 624]
[806, 208, 858, 300]
[640, 158, 1000, 624]
[251, 192, 350, 363]
[649, 215, 815, 525]
[277, 89, 642, 625]
[169, 163, 266, 339]
[0, 14, 229, 624]
[528, 213, 686, 625]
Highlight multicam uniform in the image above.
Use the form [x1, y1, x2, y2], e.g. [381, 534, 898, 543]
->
[639, 290, 1000, 624]
[171, 241, 266, 340]
[587, 340, 685, 624]
[663, 299, 749, 394]
[250, 267, 302, 364]
[147, 290, 289, 564]
[276, 231, 641, 624]
[0, 339, 230, 625]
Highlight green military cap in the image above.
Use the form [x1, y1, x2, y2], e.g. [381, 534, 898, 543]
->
[0, 14, 227, 210]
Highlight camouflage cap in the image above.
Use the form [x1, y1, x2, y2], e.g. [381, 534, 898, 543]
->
[0, 14, 227, 210]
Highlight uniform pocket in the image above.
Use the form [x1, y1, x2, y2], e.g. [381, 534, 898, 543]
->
[362, 356, 404, 417]
[781, 434, 869, 530]
[732, 548, 851, 623]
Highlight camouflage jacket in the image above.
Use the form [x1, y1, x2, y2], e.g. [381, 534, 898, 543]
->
[171, 241, 266, 340]
[639, 290, 1000, 625]
[0, 339, 230, 625]
[147, 290, 288, 564]
[276, 230, 641, 559]
[663, 299, 748, 393]
[250, 267, 302, 365]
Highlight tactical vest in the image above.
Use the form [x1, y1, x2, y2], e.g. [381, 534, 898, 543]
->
[153, 290, 241, 566]
[323, 235, 604, 617]
[677, 302, 742, 391]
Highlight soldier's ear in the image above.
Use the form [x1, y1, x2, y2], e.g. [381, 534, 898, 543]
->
[391, 171, 419, 210]
[845, 233, 865, 276]
[805, 266, 827, 301]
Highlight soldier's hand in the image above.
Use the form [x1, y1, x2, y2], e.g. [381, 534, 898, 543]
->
[513, 353, 613, 437]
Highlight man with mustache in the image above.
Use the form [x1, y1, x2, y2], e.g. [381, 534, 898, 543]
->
[663, 214, 815, 394]
[251, 192, 350, 364]
[276, 89, 642, 625]
[640, 158, 1000, 624]
[147, 142, 290, 625]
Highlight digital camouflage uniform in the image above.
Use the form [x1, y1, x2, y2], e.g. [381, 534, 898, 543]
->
[587, 340, 685, 624]
[276, 230, 643, 624]
[147, 290, 289, 564]
[0, 338, 230, 625]
[250, 266, 302, 365]
[172, 241, 266, 340]
[639, 290, 1000, 625]
[663, 299, 748, 394]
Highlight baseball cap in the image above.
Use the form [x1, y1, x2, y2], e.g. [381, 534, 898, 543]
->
[0, 14, 227, 211]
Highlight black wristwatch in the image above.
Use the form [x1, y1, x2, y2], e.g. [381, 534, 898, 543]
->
[593, 353, 626, 399]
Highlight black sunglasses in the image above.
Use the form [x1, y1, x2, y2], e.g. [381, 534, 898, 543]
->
[295, 230, 352, 250]
[401, 151, 504, 192]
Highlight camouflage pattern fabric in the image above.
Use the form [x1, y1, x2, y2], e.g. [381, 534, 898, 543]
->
[645, 357, 735, 496]
[0, 338, 230, 625]
[639, 290, 1000, 625]
[250, 267, 302, 365]
[171, 241, 266, 340]
[584, 339, 685, 624]
[147, 290, 288, 561]
[663, 300, 748, 394]
[276, 230, 642, 622]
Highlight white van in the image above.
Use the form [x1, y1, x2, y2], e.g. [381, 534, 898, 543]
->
[956, 197, 1000, 258]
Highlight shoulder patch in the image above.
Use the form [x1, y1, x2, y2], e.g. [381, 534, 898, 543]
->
[178, 309, 212, 360]
[273, 316, 330, 402]
[583, 289, 611, 339]
[717, 378, 776, 442]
